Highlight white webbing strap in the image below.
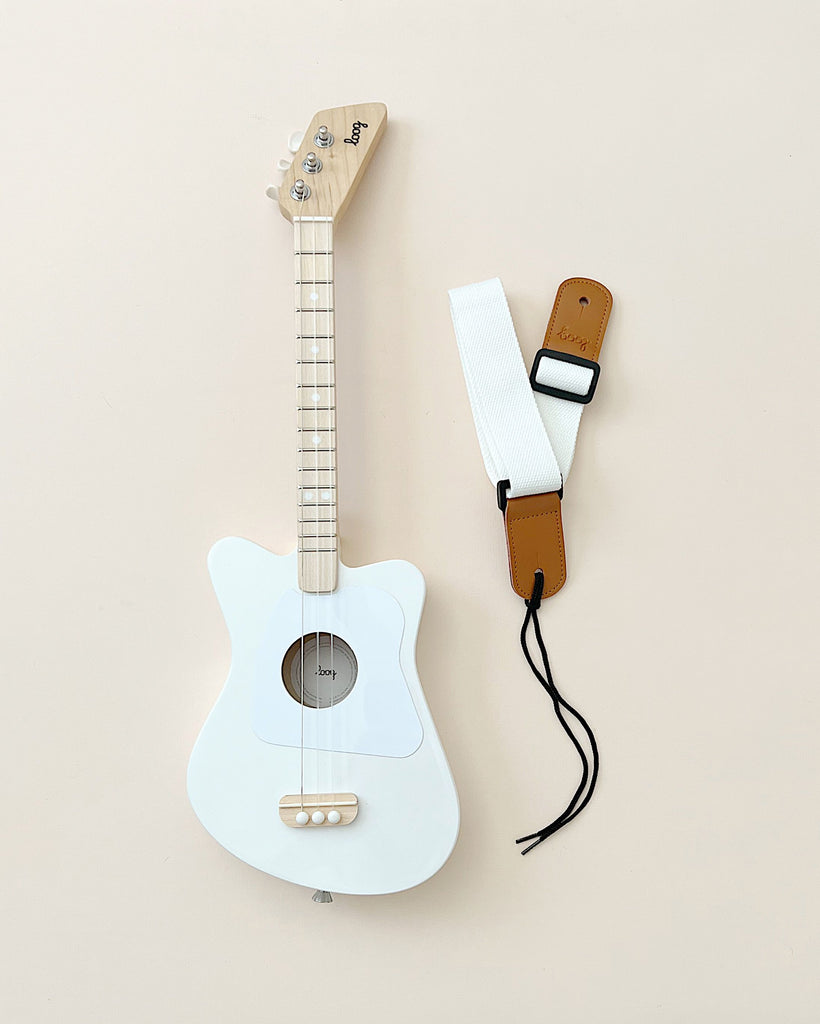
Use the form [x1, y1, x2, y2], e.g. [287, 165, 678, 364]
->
[449, 278, 593, 502]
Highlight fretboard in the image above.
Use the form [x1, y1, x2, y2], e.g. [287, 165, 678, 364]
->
[294, 218, 338, 593]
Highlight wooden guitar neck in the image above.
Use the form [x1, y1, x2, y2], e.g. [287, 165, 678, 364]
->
[295, 218, 337, 593]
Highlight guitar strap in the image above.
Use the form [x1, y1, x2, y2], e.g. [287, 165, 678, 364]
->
[449, 276, 613, 853]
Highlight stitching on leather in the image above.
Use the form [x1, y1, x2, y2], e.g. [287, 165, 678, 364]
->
[508, 509, 566, 598]
[544, 278, 611, 360]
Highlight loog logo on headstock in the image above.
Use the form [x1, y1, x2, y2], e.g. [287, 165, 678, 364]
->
[275, 103, 387, 224]
[344, 120, 368, 146]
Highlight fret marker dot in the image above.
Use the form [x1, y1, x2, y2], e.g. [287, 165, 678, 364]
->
[312, 434, 321, 444]
[310, 291, 319, 301]
[321, 491, 331, 501]
[311, 345, 319, 354]
[305, 492, 313, 501]
[312, 393, 320, 402]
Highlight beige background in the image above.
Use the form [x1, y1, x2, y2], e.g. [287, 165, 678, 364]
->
[2, 1, 819, 1021]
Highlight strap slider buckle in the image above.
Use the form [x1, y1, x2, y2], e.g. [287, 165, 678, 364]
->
[496, 478, 562, 513]
[529, 348, 601, 405]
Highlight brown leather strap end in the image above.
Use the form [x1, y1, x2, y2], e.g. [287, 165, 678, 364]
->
[544, 278, 612, 359]
[504, 492, 566, 600]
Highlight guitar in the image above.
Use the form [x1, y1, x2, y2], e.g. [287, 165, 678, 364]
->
[187, 103, 459, 898]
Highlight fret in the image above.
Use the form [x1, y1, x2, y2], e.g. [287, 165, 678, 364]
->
[297, 455, 336, 468]
[294, 218, 337, 593]
[297, 383, 334, 401]
[298, 521, 336, 538]
[294, 255, 333, 280]
[298, 472, 336, 487]
[298, 350, 333, 364]
[297, 471, 336, 478]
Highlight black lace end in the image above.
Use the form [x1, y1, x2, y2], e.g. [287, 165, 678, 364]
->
[516, 571, 600, 852]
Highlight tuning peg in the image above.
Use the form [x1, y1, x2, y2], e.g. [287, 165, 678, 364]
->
[277, 156, 293, 171]
[288, 130, 304, 153]
[265, 184, 279, 200]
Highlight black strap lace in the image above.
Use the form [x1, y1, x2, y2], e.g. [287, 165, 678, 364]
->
[516, 570, 600, 854]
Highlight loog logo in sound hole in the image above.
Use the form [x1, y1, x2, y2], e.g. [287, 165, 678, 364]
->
[281, 632, 357, 708]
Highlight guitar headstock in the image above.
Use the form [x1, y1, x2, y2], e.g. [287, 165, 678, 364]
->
[273, 102, 387, 225]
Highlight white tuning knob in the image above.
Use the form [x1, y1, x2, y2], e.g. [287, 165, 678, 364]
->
[288, 130, 304, 153]
[276, 157, 293, 171]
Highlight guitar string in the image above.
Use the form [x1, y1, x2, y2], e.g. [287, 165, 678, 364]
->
[297, 217, 305, 809]
[298, 216, 338, 811]
[326, 216, 336, 803]
[322, 216, 337, 805]
[313, 217, 321, 804]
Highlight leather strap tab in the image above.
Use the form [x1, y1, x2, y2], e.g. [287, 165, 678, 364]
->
[542, 277, 612, 361]
[504, 491, 566, 599]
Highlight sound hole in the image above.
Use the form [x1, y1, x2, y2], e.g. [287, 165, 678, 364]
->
[281, 633, 358, 709]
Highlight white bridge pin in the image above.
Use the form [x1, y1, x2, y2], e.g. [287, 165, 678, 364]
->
[327, 810, 341, 825]
[295, 811, 309, 826]
[311, 810, 326, 825]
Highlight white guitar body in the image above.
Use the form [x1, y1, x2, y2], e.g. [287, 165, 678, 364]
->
[189, 103, 458, 896]
[188, 536, 460, 895]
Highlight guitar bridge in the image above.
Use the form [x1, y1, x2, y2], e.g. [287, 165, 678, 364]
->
[279, 793, 359, 828]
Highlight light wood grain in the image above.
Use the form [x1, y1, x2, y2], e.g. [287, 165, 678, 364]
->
[277, 102, 387, 225]
[294, 218, 338, 593]
[283, 105, 387, 593]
